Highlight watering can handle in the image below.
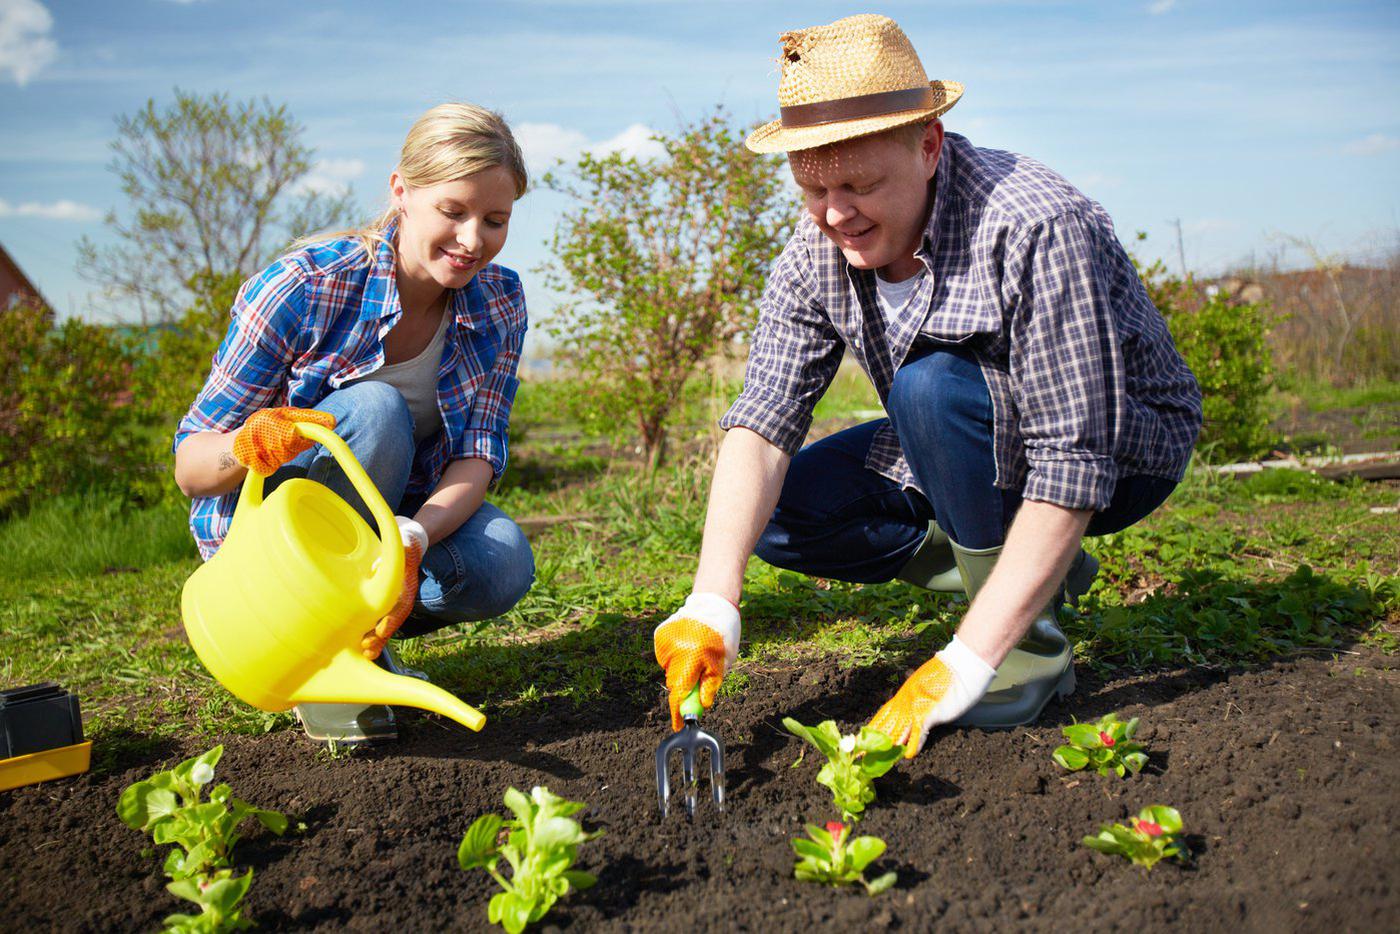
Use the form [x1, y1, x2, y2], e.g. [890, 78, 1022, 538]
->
[294, 421, 405, 610]
[235, 420, 405, 613]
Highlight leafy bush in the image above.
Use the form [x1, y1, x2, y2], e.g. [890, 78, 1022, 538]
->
[1135, 247, 1276, 460]
[0, 301, 163, 514]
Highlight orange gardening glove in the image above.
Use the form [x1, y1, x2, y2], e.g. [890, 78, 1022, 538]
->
[867, 636, 997, 758]
[361, 518, 430, 660]
[653, 593, 740, 732]
[232, 407, 337, 476]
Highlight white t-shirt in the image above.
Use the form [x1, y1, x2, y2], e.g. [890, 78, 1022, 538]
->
[350, 309, 449, 444]
[874, 271, 926, 330]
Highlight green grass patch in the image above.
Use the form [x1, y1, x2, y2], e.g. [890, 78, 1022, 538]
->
[0, 493, 197, 579]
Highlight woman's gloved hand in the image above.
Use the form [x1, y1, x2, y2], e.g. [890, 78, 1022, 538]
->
[232, 407, 337, 476]
[653, 593, 740, 732]
[867, 635, 997, 758]
[361, 517, 430, 660]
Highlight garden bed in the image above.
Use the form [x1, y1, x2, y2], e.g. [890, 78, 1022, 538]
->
[3, 647, 1396, 931]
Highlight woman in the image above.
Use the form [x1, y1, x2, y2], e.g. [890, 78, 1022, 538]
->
[173, 103, 535, 746]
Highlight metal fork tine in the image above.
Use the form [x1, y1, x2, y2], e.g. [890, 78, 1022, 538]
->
[655, 715, 727, 820]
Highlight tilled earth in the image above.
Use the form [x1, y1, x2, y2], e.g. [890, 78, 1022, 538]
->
[3, 648, 1397, 932]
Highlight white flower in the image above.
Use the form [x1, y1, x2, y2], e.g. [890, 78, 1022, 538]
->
[838, 735, 856, 754]
[191, 762, 215, 786]
[531, 786, 547, 804]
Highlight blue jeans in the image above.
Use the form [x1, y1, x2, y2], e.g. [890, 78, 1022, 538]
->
[754, 346, 1177, 582]
[264, 382, 534, 635]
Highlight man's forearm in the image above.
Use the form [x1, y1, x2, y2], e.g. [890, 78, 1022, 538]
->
[693, 427, 791, 605]
[955, 499, 1092, 667]
[412, 457, 493, 546]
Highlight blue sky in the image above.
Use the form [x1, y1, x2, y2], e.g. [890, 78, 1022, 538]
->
[2, 0, 1398, 335]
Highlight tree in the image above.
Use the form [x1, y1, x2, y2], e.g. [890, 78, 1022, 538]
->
[539, 109, 795, 467]
[78, 89, 357, 324]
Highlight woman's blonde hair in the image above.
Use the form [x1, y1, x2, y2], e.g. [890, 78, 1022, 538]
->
[304, 102, 529, 257]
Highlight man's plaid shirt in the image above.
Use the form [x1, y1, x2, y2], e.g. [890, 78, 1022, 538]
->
[174, 221, 526, 559]
[720, 132, 1202, 512]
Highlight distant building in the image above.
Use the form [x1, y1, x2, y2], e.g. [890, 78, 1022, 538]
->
[0, 242, 52, 320]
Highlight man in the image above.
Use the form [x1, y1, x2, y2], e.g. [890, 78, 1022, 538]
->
[652, 14, 1202, 758]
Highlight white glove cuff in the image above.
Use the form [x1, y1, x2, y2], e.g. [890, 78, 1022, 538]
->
[655, 591, 742, 670]
[939, 635, 997, 694]
[395, 516, 430, 553]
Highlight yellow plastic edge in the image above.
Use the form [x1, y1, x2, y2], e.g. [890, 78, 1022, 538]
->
[0, 740, 93, 792]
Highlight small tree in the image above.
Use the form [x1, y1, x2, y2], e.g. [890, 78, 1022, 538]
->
[78, 88, 357, 324]
[539, 109, 794, 467]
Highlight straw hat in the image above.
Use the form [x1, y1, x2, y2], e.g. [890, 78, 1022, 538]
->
[745, 14, 962, 154]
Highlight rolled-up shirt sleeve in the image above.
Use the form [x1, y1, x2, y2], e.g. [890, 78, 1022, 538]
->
[719, 239, 843, 455]
[172, 260, 303, 454]
[1003, 213, 1126, 511]
[456, 318, 524, 483]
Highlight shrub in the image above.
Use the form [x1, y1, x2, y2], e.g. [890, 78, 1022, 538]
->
[1135, 247, 1276, 460]
[0, 301, 162, 514]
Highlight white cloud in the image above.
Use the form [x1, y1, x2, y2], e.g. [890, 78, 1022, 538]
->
[0, 0, 57, 86]
[0, 197, 101, 221]
[297, 157, 366, 194]
[1147, 0, 1178, 14]
[515, 121, 665, 175]
[1342, 133, 1400, 157]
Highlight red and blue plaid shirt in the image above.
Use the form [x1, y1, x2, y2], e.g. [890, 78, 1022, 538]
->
[174, 221, 527, 559]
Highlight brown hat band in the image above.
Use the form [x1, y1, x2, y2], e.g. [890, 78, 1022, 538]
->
[779, 86, 936, 128]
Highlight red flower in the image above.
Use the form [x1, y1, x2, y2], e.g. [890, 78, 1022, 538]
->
[1099, 731, 1116, 747]
[825, 821, 846, 839]
[1133, 819, 1164, 837]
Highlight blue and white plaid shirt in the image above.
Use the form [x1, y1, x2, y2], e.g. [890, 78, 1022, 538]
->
[175, 221, 527, 559]
[720, 133, 1202, 512]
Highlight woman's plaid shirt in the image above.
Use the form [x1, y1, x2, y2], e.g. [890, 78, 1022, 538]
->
[720, 132, 1202, 512]
[174, 223, 526, 559]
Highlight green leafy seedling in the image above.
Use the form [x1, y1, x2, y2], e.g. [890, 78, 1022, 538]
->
[1082, 805, 1186, 869]
[457, 786, 601, 934]
[1052, 712, 1148, 778]
[117, 746, 286, 932]
[162, 869, 255, 933]
[782, 717, 903, 822]
[792, 821, 897, 896]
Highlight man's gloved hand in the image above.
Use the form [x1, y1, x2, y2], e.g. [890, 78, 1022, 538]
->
[232, 407, 337, 476]
[361, 517, 429, 660]
[867, 635, 997, 758]
[653, 593, 740, 732]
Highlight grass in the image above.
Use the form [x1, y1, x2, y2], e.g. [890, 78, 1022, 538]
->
[3, 380, 1396, 773]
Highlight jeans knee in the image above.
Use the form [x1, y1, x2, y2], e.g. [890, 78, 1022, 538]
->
[423, 516, 535, 623]
[887, 350, 990, 450]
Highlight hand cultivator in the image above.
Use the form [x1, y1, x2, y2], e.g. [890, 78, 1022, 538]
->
[655, 686, 725, 819]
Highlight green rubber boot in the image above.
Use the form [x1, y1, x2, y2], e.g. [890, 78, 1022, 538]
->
[895, 520, 964, 592]
[948, 542, 1098, 729]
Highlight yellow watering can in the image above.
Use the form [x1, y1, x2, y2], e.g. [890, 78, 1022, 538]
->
[180, 420, 486, 733]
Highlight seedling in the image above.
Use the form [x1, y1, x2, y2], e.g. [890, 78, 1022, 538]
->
[1082, 805, 1186, 869]
[162, 869, 255, 933]
[457, 786, 601, 934]
[782, 717, 903, 822]
[117, 746, 286, 932]
[1052, 712, 1148, 778]
[792, 821, 896, 896]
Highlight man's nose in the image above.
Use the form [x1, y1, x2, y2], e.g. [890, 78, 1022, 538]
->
[825, 194, 857, 229]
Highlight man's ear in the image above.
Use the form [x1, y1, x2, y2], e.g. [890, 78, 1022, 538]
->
[922, 120, 945, 180]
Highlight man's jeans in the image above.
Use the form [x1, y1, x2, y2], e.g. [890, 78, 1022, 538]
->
[754, 346, 1177, 582]
[265, 382, 534, 635]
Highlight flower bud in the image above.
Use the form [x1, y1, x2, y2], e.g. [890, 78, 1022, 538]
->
[825, 821, 846, 839]
[1099, 731, 1115, 747]
[191, 762, 215, 786]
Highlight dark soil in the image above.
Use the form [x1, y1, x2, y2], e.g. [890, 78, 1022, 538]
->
[3, 649, 1397, 932]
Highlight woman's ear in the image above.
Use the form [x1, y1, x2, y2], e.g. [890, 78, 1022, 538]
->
[388, 170, 408, 212]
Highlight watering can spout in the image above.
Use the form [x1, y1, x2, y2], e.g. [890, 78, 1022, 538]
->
[290, 649, 486, 733]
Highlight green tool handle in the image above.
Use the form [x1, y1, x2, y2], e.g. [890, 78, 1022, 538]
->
[680, 685, 704, 719]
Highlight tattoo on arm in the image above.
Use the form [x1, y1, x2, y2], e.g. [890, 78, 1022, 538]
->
[218, 451, 238, 472]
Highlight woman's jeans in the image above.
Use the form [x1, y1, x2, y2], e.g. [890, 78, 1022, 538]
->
[754, 346, 1178, 583]
[264, 382, 534, 636]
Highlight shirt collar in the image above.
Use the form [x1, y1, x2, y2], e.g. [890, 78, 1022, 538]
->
[357, 215, 491, 333]
[915, 136, 956, 267]
[358, 216, 402, 323]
